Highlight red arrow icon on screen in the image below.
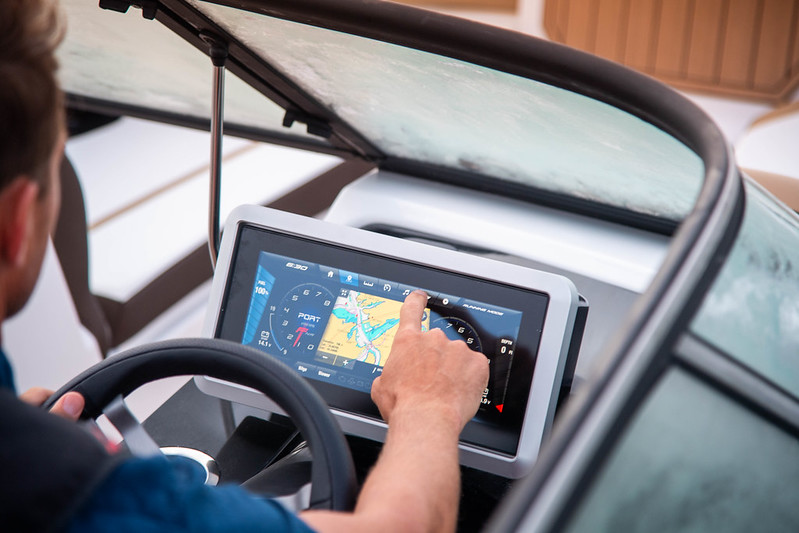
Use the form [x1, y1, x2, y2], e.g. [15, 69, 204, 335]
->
[496, 404, 504, 413]
[293, 327, 309, 347]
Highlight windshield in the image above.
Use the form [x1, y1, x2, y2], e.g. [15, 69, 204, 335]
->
[188, 1, 704, 221]
[58, 0, 320, 142]
[691, 182, 799, 397]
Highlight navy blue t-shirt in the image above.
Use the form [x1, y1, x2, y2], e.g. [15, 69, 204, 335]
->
[66, 455, 316, 533]
[0, 347, 315, 532]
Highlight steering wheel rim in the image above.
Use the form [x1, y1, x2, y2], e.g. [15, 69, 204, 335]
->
[44, 337, 357, 511]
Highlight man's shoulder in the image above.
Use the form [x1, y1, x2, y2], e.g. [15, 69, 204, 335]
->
[0, 388, 121, 531]
[0, 389, 316, 533]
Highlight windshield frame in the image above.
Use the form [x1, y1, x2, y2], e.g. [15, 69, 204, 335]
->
[83, 0, 722, 234]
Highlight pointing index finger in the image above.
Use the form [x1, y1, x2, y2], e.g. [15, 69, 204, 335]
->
[398, 290, 428, 332]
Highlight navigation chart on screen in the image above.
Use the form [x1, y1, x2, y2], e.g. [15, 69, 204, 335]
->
[319, 290, 406, 367]
[240, 250, 522, 407]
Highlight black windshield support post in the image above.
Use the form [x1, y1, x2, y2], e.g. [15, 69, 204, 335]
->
[201, 32, 229, 269]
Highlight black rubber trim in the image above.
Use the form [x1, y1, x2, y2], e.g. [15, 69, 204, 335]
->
[675, 334, 799, 432]
[45, 338, 356, 510]
[65, 93, 349, 158]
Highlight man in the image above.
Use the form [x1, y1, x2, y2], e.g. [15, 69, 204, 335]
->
[0, 1, 489, 531]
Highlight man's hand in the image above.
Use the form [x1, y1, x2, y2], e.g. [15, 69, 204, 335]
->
[20, 387, 84, 421]
[371, 290, 490, 433]
[302, 291, 490, 532]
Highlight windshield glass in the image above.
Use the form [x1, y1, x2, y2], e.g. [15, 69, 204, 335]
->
[188, 1, 704, 221]
[59, 0, 320, 142]
[692, 183, 799, 396]
[563, 368, 799, 531]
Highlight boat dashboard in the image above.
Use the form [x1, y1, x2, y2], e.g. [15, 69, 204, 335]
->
[199, 204, 587, 479]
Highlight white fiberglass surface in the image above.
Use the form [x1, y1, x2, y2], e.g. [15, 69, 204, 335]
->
[692, 182, 799, 397]
[59, 0, 313, 140]
[326, 172, 668, 294]
[66, 118, 341, 301]
[189, 1, 703, 221]
[737, 112, 799, 179]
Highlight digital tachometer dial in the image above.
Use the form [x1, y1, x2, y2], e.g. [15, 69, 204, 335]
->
[431, 316, 483, 352]
[271, 283, 335, 354]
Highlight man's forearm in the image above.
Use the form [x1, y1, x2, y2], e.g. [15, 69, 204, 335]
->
[301, 406, 463, 533]
[301, 293, 486, 533]
[358, 406, 463, 531]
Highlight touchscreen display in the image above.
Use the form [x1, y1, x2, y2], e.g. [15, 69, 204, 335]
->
[239, 250, 523, 414]
[216, 225, 550, 455]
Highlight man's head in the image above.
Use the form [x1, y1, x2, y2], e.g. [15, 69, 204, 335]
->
[0, 0, 65, 320]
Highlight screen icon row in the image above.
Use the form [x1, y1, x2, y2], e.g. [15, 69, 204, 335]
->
[286, 258, 463, 307]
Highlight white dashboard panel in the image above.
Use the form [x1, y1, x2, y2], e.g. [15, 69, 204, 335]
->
[325, 171, 669, 294]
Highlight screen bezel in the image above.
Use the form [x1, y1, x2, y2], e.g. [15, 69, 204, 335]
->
[198, 205, 581, 478]
[215, 226, 547, 455]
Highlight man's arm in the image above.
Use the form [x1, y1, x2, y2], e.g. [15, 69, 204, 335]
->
[301, 291, 489, 533]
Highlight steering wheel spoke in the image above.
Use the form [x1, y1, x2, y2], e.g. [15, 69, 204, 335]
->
[271, 483, 312, 514]
[102, 395, 162, 457]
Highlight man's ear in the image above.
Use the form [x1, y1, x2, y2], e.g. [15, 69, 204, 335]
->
[0, 177, 40, 267]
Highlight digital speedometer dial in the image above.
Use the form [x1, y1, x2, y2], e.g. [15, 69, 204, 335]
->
[431, 316, 483, 352]
[271, 283, 335, 354]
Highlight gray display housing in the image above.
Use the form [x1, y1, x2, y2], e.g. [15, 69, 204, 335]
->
[198, 205, 584, 478]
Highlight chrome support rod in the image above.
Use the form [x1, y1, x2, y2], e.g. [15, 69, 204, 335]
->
[208, 62, 225, 269]
[202, 32, 228, 269]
